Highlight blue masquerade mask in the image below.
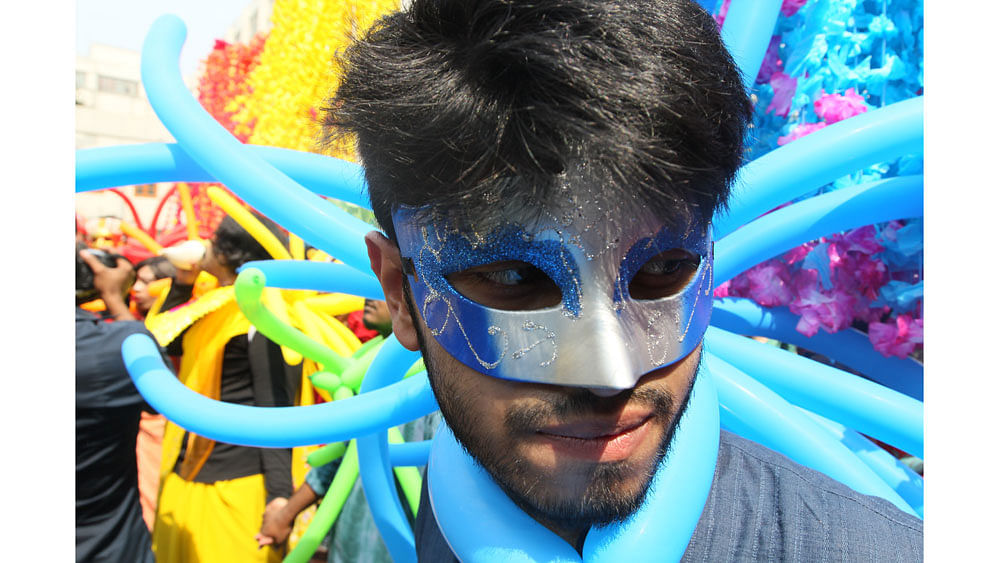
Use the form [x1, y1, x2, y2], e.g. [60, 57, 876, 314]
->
[393, 182, 713, 390]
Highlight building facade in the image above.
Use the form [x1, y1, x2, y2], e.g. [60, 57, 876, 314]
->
[225, 0, 274, 44]
[75, 44, 178, 230]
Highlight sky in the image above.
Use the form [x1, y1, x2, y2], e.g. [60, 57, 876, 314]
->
[77, 0, 253, 80]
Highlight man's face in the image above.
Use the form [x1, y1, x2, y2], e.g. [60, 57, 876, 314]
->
[367, 175, 712, 532]
[362, 298, 393, 336]
[416, 313, 699, 530]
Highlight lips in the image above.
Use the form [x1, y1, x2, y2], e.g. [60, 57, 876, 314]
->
[534, 412, 655, 462]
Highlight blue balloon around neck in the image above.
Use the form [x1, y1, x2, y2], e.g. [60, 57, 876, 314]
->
[426, 370, 720, 562]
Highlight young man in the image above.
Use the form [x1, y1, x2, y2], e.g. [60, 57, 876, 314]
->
[323, 0, 923, 559]
[76, 248, 155, 563]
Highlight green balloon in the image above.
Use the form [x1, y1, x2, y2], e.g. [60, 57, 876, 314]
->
[388, 426, 422, 518]
[404, 358, 425, 378]
[306, 441, 347, 468]
[234, 268, 348, 374]
[284, 440, 360, 563]
[339, 338, 385, 391]
[309, 370, 343, 392]
[333, 385, 354, 402]
[351, 334, 385, 358]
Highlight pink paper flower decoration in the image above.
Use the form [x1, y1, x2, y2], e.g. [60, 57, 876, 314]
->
[783, 242, 815, 265]
[813, 88, 870, 124]
[756, 35, 783, 84]
[713, 280, 733, 298]
[766, 72, 798, 117]
[788, 270, 855, 336]
[714, 0, 731, 29]
[869, 314, 923, 358]
[777, 122, 827, 145]
[829, 225, 884, 254]
[746, 260, 794, 307]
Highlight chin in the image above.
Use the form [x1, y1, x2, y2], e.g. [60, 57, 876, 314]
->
[500, 432, 667, 528]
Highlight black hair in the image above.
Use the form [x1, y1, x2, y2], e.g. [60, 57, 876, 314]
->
[212, 212, 289, 272]
[134, 255, 176, 280]
[76, 242, 132, 305]
[322, 0, 751, 240]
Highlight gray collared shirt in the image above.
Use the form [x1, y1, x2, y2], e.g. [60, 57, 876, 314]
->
[414, 430, 923, 561]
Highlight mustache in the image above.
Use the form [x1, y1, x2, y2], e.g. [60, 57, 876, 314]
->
[504, 386, 676, 432]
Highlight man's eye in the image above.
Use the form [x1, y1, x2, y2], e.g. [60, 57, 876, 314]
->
[477, 266, 544, 286]
[446, 261, 562, 310]
[628, 250, 700, 300]
[638, 260, 684, 276]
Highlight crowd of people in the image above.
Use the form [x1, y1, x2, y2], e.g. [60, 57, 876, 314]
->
[75, 214, 406, 562]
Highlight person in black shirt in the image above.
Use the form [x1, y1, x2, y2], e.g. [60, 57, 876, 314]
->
[76, 248, 156, 563]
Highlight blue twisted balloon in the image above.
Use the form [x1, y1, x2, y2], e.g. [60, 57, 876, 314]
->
[711, 298, 923, 400]
[75, 142, 369, 207]
[706, 327, 922, 458]
[139, 14, 374, 273]
[427, 367, 720, 562]
[719, 0, 784, 91]
[120, 333, 437, 447]
[705, 353, 917, 517]
[713, 97, 923, 239]
[239, 260, 384, 296]
[714, 174, 923, 285]
[355, 337, 424, 563]
[800, 409, 923, 517]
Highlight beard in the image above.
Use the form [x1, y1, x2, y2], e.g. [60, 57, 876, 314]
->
[500, 380, 692, 531]
[408, 288, 696, 532]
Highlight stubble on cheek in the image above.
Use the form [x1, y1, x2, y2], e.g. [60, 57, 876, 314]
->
[425, 342, 689, 531]
[406, 284, 698, 531]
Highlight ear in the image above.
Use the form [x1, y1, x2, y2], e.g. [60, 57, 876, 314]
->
[365, 231, 420, 351]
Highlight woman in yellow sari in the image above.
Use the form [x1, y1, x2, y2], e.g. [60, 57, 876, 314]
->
[146, 214, 297, 563]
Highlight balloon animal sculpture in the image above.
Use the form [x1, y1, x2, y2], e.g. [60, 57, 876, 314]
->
[75, 1, 922, 561]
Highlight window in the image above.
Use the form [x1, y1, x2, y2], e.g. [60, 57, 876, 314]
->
[250, 10, 258, 34]
[134, 184, 157, 198]
[97, 75, 138, 97]
[76, 71, 87, 89]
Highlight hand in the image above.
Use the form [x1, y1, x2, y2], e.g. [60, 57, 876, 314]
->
[79, 250, 134, 300]
[256, 497, 292, 548]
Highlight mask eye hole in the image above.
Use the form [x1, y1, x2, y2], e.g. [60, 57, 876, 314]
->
[628, 249, 700, 300]
[446, 260, 562, 311]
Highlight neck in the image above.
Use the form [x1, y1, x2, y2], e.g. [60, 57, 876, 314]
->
[215, 270, 236, 287]
[535, 517, 588, 554]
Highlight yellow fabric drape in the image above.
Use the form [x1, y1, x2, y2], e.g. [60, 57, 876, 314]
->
[153, 472, 283, 563]
[157, 289, 250, 484]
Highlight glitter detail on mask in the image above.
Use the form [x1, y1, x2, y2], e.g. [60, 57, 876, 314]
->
[402, 208, 585, 317]
[678, 253, 712, 343]
[645, 309, 669, 366]
[511, 320, 558, 367]
[421, 289, 508, 370]
[704, 253, 714, 297]
[614, 224, 705, 307]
